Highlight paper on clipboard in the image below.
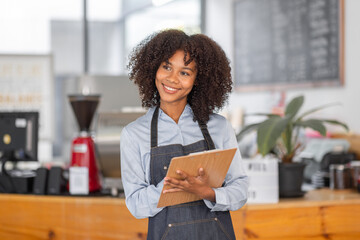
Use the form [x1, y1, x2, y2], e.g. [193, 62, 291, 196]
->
[157, 148, 237, 208]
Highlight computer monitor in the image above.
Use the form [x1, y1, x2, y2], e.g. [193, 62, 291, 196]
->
[0, 112, 39, 167]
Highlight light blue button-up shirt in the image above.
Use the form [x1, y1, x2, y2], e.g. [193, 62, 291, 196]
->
[120, 104, 248, 219]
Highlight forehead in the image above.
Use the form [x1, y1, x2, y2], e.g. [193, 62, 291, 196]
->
[167, 50, 196, 67]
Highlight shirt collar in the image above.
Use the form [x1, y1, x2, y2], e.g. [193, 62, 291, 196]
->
[156, 104, 193, 121]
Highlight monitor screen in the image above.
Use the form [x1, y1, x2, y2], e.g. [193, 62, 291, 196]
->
[0, 112, 39, 162]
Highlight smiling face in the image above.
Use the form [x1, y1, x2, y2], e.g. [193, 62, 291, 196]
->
[155, 50, 197, 111]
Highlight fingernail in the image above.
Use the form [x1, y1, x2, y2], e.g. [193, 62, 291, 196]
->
[176, 170, 180, 174]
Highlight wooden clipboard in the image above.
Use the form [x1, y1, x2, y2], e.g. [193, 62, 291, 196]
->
[157, 148, 237, 208]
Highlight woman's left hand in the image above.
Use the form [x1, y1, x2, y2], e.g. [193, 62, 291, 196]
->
[163, 168, 216, 202]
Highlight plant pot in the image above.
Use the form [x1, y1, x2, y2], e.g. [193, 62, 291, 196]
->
[278, 162, 306, 198]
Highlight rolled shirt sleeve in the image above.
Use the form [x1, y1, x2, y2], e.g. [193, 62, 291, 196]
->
[120, 127, 163, 219]
[203, 119, 249, 211]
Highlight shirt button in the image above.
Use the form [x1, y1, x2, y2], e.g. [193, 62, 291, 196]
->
[164, 166, 168, 170]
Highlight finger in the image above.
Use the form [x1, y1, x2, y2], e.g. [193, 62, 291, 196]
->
[163, 188, 184, 194]
[176, 170, 188, 180]
[164, 177, 181, 186]
[164, 181, 185, 189]
[198, 167, 205, 177]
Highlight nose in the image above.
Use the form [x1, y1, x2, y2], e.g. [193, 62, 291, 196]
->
[167, 71, 179, 84]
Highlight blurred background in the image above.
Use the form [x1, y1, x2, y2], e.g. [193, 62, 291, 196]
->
[0, 0, 358, 179]
[2, 1, 360, 239]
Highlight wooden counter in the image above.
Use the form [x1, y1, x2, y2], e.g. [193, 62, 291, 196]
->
[242, 189, 360, 240]
[0, 194, 147, 240]
[0, 189, 359, 240]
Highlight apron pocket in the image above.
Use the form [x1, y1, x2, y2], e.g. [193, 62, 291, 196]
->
[161, 217, 232, 240]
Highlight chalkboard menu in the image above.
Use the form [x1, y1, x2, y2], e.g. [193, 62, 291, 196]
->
[234, 0, 344, 90]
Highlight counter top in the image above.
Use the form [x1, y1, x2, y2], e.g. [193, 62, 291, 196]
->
[246, 188, 360, 210]
[0, 192, 127, 204]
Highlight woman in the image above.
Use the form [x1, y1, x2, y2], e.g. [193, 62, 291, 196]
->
[121, 29, 248, 240]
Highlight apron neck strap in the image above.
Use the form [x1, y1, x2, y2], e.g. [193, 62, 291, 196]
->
[151, 106, 160, 148]
[197, 121, 216, 150]
[150, 106, 215, 150]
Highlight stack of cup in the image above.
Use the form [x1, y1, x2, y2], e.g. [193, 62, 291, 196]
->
[329, 164, 352, 189]
[350, 161, 360, 192]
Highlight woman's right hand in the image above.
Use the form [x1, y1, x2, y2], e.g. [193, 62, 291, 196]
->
[163, 168, 216, 202]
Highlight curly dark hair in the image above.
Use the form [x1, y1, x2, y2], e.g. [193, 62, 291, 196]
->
[127, 29, 232, 123]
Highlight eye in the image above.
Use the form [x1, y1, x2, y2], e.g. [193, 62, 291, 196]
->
[180, 71, 190, 76]
[162, 65, 171, 71]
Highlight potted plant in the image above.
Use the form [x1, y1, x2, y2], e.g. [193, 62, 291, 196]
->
[237, 95, 348, 197]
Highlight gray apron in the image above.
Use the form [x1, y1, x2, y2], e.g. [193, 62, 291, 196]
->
[147, 107, 236, 240]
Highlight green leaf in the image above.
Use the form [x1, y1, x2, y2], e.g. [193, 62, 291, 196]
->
[285, 95, 304, 118]
[244, 113, 281, 118]
[296, 102, 341, 121]
[236, 123, 261, 141]
[282, 125, 293, 155]
[257, 116, 291, 156]
[320, 119, 349, 132]
[295, 119, 327, 136]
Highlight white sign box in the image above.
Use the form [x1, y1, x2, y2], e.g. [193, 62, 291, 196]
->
[243, 157, 279, 203]
[69, 167, 89, 195]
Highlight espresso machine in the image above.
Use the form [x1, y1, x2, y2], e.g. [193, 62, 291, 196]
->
[68, 94, 101, 192]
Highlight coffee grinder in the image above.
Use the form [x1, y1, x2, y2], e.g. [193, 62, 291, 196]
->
[68, 94, 101, 192]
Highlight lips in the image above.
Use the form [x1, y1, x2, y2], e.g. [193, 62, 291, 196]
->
[162, 83, 180, 94]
